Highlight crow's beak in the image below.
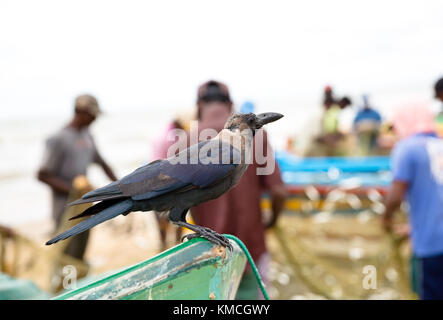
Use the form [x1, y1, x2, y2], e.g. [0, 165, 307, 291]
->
[255, 112, 284, 128]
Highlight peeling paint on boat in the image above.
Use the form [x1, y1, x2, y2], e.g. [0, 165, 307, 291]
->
[54, 238, 246, 300]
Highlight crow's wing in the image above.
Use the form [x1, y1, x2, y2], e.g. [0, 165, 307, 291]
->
[70, 139, 241, 205]
[122, 139, 241, 200]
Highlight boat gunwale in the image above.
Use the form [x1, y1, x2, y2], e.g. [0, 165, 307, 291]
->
[54, 238, 240, 300]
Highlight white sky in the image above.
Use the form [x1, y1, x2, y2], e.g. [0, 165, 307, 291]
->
[1, 0, 443, 120]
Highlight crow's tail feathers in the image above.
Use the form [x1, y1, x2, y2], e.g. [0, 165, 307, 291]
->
[69, 199, 123, 221]
[46, 199, 134, 246]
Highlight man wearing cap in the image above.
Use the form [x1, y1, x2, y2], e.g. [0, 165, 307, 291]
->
[434, 77, 443, 137]
[190, 80, 287, 300]
[435, 77, 443, 102]
[37, 94, 117, 260]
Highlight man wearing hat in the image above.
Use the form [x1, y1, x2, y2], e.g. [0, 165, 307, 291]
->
[434, 77, 443, 102]
[434, 77, 443, 137]
[38, 94, 117, 261]
[190, 80, 287, 299]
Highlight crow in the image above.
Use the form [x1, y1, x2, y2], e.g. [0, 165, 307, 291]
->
[46, 112, 283, 249]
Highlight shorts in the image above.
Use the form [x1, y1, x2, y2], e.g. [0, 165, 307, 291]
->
[412, 253, 443, 300]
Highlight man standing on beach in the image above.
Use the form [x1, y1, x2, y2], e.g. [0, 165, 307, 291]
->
[37, 94, 117, 261]
[434, 77, 443, 103]
[382, 100, 443, 300]
[353, 95, 382, 155]
[433, 77, 443, 137]
[190, 80, 287, 299]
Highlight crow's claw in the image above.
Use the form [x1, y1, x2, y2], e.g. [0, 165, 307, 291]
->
[182, 229, 233, 251]
[175, 221, 233, 250]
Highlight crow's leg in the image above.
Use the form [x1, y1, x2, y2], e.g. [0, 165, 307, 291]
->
[174, 221, 233, 250]
[168, 207, 232, 250]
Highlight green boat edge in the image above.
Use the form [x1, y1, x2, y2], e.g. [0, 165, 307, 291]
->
[53, 237, 247, 300]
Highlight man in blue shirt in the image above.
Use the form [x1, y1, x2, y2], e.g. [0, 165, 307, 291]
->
[354, 106, 382, 126]
[353, 95, 382, 155]
[383, 107, 443, 299]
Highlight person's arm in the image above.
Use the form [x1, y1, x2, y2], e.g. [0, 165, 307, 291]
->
[37, 169, 72, 194]
[256, 129, 287, 228]
[266, 184, 287, 229]
[382, 180, 408, 232]
[95, 153, 118, 181]
[382, 141, 413, 232]
[91, 138, 118, 181]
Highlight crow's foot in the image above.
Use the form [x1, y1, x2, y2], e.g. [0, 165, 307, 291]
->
[176, 222, 233, 250]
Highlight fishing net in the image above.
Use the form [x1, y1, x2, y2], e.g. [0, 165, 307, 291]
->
[0, 176, 92, 294]
[264, 186, 415, 300]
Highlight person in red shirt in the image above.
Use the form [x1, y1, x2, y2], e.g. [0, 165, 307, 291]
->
[190, 80, 287, 299]
[151, 119, 185, 251]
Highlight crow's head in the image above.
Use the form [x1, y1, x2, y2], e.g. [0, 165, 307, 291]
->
[224, 112, 284, 132]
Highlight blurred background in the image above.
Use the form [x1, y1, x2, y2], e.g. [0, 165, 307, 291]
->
[1, 0, 443, 299]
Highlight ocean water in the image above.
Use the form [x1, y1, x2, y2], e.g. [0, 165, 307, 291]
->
[0, 110, 169, 226]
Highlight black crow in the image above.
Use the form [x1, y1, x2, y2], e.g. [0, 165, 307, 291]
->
[46, 112, 283, 249]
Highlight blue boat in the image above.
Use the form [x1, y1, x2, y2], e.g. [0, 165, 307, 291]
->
[276, 151, 392, 187]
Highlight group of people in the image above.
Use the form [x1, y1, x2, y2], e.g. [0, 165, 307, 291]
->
[317, 85, 383, 156]
[313, 79, 443, 300]
[36, 76, 443, 300]
[321, 85, 352, 135]
[316, 79, 443, 300]
[37, 81, 287, 299]
[298, 85, 380, 157]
